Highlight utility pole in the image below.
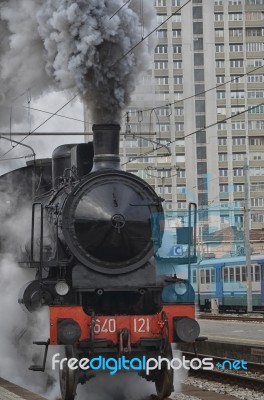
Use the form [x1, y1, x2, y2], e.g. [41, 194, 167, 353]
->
[244, 157, 252, 313]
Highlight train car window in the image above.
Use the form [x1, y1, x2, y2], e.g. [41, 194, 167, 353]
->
[235, 266, 241, 282]
[255, 265, 260, 281]
[211, 268, 216, 283]
[192, 269, 197, 283]
[230, 267, 234, 282]
[206, 269, 210, 283]
[242, 266, 246, 282]
[223, 267, 228, 282]
[200, 269, 205, 284]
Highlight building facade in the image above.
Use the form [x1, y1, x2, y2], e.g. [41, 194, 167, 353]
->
[85, 0, 264, 235]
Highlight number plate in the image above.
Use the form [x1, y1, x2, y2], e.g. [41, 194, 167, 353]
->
[93, 317, 151, 334]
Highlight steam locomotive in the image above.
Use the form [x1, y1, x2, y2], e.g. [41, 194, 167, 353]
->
[9, 124, 200, 399]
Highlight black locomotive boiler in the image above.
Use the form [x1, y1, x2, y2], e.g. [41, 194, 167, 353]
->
[18, 124, 200, 399]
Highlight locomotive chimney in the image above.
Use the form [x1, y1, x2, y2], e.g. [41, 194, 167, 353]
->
[92, 124, 121, 171]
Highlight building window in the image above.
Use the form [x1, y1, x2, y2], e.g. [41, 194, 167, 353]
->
[175, 122, 184, 130]
[215, 29, 224, 37]
[173, 60, 183, 69]
[177, 170, 186, 178]
[246, 28, 263, 37]
[217, 91, 226, 99]
[229, 13, 243, 21]
[251, 198, 264, 207]
[229, 28, 243, 37]
[223, 268, 228, 283]
[218, 123, 226, 130]
[247, 75, 263, 83]
[172, 29, 181, 37]
[220, 184, 228, 192]
[245, 0, 264, 4]
[232, 121, 245, 130]
[230, 44, 243, 52]
[175, 107, 184, 116]
[232, 137, 246, 145]
[231, 106, 246, 115]
[232, 153, 245, 161]
[215, 13, 224, 21]
[217, 75, 225, 83]
[155, 61, 168, 69]
[230, 268, 235, 283]
[248, 120, 264, 130]
[234, 184, 244, 192]
[230, 59, 244, 68]
[157, 14, 167, 23]
[251, 213, 264, 223]
[216, 60, 225, 68]
[233, 168, 244, 176]
[173, 45, 182, 53]
[174, 76, 183, 84]
[177, 201, 187, 209]
[156, 29, 167, 38]
[172, 0, 181, 5]
[219, 153, 228, 161]
[219, 168, 228, 176]
[245, 11, 264, 21]
[246, 42, 264, 52]
[231, 91, 245, 99]
[215, 44, 224, 52]
[248, 90, 264, 99]
[155, 0, 167, 5]
[217, 107, 226, 115]
[249, 138, 262, 145]
[172, 14, 181, 22]
[155, 45, 168, 54]
[218, 138, 227, 145]
[246, 59, 263, 67]
[156, 76, 169, 85]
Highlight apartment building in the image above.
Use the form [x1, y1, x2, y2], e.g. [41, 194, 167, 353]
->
[85, 0, 264, 232]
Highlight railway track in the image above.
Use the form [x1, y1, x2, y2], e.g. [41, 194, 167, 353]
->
[199, 313, 264, 323]
[183, 351, 264, 391]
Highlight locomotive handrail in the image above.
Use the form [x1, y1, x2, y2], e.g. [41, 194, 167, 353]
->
[31, 202, 44, 281]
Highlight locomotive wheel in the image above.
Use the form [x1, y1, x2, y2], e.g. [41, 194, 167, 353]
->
[154, 345, 174, 399]
[59, 346, 79, 400]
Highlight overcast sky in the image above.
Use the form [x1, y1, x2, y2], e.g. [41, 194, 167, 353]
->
[0, 91, 85, 175]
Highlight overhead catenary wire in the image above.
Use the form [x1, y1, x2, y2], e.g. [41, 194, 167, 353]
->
[109, 0, 131, 20]
[121, 101, 264, 166]
[0, 94, 78, 161]
[113, 0, 192, 66]
[122, 64, 264, 118]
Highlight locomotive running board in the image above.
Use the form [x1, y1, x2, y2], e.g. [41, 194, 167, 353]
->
[29, 340, 50, 372]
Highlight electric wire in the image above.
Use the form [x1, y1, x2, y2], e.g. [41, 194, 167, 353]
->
[0, 94, 78, 161]
[113, 0, 192, 66]
[122, 64, 264, 117]
[121, 101, 264, 166]
[109, 0, 131, 20]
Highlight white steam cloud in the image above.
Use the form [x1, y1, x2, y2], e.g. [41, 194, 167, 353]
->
[0, 0, 156, 125]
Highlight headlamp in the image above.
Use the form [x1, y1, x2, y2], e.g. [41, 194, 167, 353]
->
[174, 281, 188, 296]
[55, 281, 70, 296]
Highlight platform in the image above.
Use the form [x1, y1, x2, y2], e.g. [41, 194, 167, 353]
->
[198, 318, 264, 345]
[0, 378, 47, 400]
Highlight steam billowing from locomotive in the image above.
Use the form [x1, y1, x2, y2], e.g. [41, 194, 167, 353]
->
[0, 0, 156, 124]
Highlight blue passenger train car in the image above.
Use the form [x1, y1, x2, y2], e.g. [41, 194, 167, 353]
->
[191, 255, 264, 312]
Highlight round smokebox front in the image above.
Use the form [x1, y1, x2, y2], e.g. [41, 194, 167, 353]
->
[62, 171, 161, 274]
